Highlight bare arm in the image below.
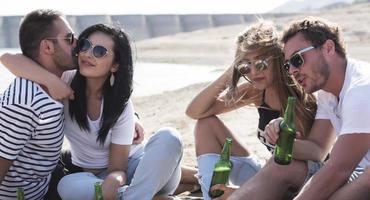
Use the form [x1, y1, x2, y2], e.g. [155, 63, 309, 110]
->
[186, 66, 255, 119]
[0, 157, 13, 184]
[265, 118, 336, 161]
[103, 143, 130, 200]
[0, 53, 73, 100]
[294, 133, 370, 200]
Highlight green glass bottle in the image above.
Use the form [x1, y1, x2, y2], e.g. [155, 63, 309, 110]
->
[16, 187, 24, 200]
[274, 96, 296, 165]
[208, 137, 233, 198]
[94, 182, 104, 200]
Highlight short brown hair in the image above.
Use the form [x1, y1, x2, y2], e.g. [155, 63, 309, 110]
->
[19, 9, 63, 59]
[281, 16, 346, 58]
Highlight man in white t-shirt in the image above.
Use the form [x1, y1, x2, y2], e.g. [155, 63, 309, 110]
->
[280, 17, 370, 199]
[229, 16, 370, 200]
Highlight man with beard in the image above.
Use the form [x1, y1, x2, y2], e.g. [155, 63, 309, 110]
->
[281, 17, 370, 200]
[228, 16, 370, 200]
[0, 9, 76, 199]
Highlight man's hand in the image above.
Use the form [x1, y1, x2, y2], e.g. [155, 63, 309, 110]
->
[0, 157, 13, 184]
[211, 184, 239, 200]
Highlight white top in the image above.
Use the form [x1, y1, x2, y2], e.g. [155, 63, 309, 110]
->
[62, 71, 140, 168]
[0, 78, 64, 199]
[315, 58, 370, 168]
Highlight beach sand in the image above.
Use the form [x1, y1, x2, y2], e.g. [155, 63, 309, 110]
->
[131, 3, 370, 169]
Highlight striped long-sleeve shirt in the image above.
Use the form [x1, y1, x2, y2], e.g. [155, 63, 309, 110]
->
[0, 78, 64, 200]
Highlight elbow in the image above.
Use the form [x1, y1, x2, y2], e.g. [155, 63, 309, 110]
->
[185, 107, 200, 119]
[0, 53, 9, 63]
[185, 105, 202, 119]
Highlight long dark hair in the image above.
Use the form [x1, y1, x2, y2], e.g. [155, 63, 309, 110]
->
[69, 24, 133, 145]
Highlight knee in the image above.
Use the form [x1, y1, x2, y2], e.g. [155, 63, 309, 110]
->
[264, 159, 307, 186]
[154, 127, 183, 154]
[57, 172, 97, 200]
[194, 115, 220, 137]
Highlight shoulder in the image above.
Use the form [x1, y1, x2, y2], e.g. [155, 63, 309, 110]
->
[1, 77, 44, 106]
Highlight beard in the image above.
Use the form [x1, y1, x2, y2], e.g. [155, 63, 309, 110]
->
[53, 43, 75, 71]
[306, 55, 330, 93]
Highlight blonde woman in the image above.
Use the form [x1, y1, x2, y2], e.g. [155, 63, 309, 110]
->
[186, 21, 326, 199]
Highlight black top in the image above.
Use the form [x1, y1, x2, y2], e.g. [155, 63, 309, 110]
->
[256, 91, 280, 153]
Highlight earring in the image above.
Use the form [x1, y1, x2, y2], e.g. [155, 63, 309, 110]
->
[110, 73, 115, 86]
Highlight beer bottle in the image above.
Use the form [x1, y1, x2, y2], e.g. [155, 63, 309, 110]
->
[94, 182, 104, 200]
[208, 137, 233, 198]
[16, 187, 24, 200]
[274, 96, 296, 165]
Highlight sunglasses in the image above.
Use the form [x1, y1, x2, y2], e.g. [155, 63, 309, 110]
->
[236, 57, 271, 82]
[47, 32, 75, 45]
[77, 38, 112, 58]
[236, 57, 270, 75]
[284, 46, 317, 71]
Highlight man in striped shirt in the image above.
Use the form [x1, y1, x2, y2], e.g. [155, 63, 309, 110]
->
[0, 9, 76, 199]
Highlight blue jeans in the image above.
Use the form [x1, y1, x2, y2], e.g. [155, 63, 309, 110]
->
[57, 127, 183, 200]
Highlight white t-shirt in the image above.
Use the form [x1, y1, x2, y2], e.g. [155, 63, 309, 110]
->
[62, 70, 141, 168]
[315, 58, 370, 168]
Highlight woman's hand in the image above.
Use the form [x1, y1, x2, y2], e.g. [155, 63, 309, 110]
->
[102, 171, 126, 200]
[45, 74, 74, 101]
[133, 119, 145, 144]
[211, 184, 239, 200]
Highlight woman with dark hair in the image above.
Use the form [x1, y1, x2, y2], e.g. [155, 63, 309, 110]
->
[186, 20, 329, 199]
[1, 24, 183, 200]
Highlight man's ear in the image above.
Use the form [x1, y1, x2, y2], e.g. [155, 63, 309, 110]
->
[322, 39, 336, 56]
[111, 63, 119, 73]
[40, 39, 55, 55]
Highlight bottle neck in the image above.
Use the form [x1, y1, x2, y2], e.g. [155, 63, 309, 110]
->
[284, 97, 295, 125]
[220, 140, 231, 161]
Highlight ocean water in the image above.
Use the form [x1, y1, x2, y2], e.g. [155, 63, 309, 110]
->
[0, 48, 222, 97]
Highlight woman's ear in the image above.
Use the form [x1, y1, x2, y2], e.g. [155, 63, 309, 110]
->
[111, 63, 119, 73]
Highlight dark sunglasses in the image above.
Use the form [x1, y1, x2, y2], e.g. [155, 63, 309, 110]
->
[284, 46, 317, 71]
[77, 38, 112, 58]
[47, 32, 75, 45]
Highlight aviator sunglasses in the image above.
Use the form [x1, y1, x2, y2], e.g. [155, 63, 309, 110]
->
[47, 32, 75, 45]
[236, 57, 271, 82]
[77, 38, 112, 58]
[284, 46, 317, 71]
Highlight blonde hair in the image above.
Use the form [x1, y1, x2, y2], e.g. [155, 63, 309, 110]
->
[226, 20, 317, 137]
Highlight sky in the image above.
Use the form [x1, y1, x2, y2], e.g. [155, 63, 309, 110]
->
[0, 0, 291, 16]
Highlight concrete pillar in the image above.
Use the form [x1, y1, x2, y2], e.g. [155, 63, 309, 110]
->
[211, 14, 244, 27]
[0, 17, 6, 48]
[145, 15, 182, 37]
[179, 14, 213, 32]
[76, 15, 112, 34]
[4, 16, 23, 48]
[111, 15, 150, 41]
